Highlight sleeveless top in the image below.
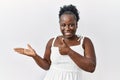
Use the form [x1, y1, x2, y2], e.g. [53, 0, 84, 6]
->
[44, 35, 84, 80]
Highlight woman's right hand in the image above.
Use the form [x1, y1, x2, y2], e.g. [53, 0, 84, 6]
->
[14, 44, 37, 57]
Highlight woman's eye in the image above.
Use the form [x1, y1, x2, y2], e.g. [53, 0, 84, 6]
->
[69, 24, 75, 27]
[61, 24, 66, 27]
[60, 23, 75, 28]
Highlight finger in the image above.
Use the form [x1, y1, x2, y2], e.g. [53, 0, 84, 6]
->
[14, 48, 24, 53]
[14, 48, 23, 51]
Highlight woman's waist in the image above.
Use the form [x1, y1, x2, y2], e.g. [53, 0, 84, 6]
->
[50, 63, 82, 72]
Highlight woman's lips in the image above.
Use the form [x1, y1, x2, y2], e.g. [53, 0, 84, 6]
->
[64, 32, 72, 35]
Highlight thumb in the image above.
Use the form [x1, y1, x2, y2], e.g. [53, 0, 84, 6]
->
[61, 38, 67, 46]
[27, 44, 33, 50]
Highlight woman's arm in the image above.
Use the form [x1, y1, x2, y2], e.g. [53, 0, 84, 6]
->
[58, 37, 96, 72]
[68, 37, 96, 72]
[32, 38, 54, 70]
[14, 38, 54, 70]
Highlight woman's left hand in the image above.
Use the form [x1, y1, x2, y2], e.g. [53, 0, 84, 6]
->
[58, 38, 71, 55]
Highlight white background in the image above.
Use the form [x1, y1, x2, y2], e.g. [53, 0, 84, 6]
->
[0, 0, 120, 80]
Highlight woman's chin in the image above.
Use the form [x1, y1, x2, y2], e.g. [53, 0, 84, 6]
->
[63, 35, 73, 39]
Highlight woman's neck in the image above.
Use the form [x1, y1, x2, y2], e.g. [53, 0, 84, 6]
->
[63, 35, 78, 41]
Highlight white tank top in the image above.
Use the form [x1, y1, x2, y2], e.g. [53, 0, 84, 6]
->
[43, 35, 85, 80]
[50, 35, 84, 72]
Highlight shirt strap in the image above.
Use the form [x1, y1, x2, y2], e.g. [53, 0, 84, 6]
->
[52, 36, 57, 47]
[77, 35, 84, 45]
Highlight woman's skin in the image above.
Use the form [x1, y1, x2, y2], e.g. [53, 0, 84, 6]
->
[14, 13, 96, 72]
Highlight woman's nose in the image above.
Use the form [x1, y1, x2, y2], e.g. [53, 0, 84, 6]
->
[65, 25, 70, 30]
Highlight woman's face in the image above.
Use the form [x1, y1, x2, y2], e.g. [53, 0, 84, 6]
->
[59, 14, 77, 39]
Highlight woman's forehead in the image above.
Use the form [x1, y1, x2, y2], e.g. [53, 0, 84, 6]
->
[60, 14, 76, 22]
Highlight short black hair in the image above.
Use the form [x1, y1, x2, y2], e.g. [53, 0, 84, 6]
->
[59, 4, 80, 22]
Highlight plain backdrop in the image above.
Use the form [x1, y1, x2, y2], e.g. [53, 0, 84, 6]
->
[0, 0, 120, 80]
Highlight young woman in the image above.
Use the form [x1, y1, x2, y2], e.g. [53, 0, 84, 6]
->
[14, 4, 96, 80]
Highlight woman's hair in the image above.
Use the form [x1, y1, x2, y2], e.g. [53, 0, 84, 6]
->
[59, 4, 80, 22]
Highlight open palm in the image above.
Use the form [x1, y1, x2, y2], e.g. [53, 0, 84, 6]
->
[14, 44, 36, 57]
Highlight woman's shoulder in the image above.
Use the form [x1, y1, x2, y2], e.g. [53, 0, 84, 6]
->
[77, 35, 93, 47]
[48, 35, 63, 47]
[47, 36, 60, 45]
[48, 36, 59, 41]
[83, 36, 93, 42]
[82, 36, 94, 48]
[77, 35, 92, 41]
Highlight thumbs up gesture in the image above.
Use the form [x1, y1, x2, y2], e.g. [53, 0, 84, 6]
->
[58, 38, 71, 55]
